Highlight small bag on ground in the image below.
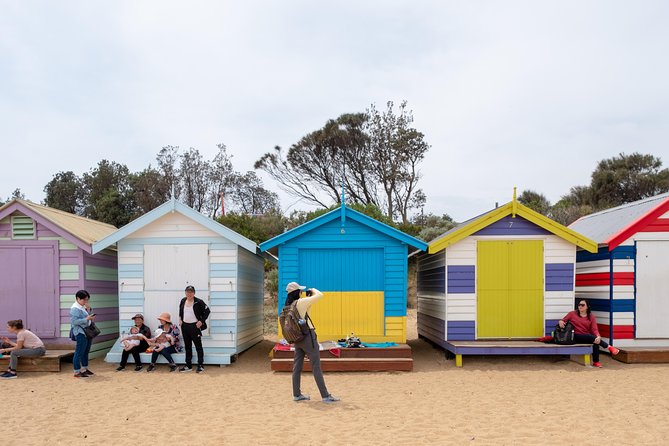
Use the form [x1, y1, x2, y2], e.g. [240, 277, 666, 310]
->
[552, 321, 575, 345]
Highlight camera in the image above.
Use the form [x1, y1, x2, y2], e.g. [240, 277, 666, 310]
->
[305, 288, 313, 297]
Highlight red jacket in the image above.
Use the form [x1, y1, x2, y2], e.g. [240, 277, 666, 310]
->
[562, 310, 599, 337]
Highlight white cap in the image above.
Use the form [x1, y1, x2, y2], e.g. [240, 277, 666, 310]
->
[285, 282, 306, 293]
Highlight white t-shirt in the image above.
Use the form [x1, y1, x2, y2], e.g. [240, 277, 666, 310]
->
[183, 302, 198, 323]
[17, 329, 44, 349]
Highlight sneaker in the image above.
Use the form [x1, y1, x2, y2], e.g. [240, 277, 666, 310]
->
[608, 346, 620, 356]
[116, 366, 125, 372]
[73, 372, 89, 378]
[322, 394, 340, 403]
[196, 365, 204, 373]
[293, 394, 310, 401]
[134, 365, 143, 372]
[592, 362, 603, 368]
[179, 366, 193, 373]
[0, 372, 17, 379]
[83, 369, 94, 376]
[169, 364, 177, 372]
[146, 364, 155, 373]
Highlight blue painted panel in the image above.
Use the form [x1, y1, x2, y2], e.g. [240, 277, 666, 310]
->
[473, 215, 550, 236]
[210, 263, 238, 272]
[209, 270, 237, 279]
[545, 319, 560, 336]
[577, 246, 611, 262]
[118, 270, 144, 279]
[611, 245, 635, 260]
[119, 264, 143, 273]
[417, 266, 445, 293]
[297, 248, 384, 291]
[545, 263, 574, 291]
[587, 298, 635, 313]
[447, 265, 475, 294]
[447, 320, 475, 341]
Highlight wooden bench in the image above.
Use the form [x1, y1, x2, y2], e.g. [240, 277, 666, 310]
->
[443, 340, 593, 367]
[0, 350, 74, 372]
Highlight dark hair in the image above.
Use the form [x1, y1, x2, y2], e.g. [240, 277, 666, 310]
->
[75, 290, 90, 300]
[577, 299, 591, 320]
[7, 319, 23, 330]
[285, 289, 302, 307]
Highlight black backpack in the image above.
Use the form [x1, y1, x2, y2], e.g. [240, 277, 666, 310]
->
[553, 321, 575, 345]
[279, 301, 311, 344]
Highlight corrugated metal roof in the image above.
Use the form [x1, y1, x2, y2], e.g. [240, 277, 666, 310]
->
[568, 192, 669, 244]
[0, 199, 117, 245]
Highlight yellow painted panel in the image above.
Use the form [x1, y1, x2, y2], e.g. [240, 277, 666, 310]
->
[307, 291, 342, 336]
[341, 292, 384, 337]
[477, 241, 510, 338]
[385, 316, 407, 343]
[508, 240, 543, 338]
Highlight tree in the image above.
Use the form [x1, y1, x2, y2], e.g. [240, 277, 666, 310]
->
[179, 148, 211, 213]
[413, 213, 457, 242]
[218, 210, 287, 245]
[227, 171, 280, 215]
[255, 101, 430, 223]
[517, 190, 551, 216]
[589, 152, 669, 208]
[129, 166, 169, 217]
[156, 145, 180, 199]
[43, 171, 82, 214]
[81, 160, 133, 226]
[207, 144, 235, 218]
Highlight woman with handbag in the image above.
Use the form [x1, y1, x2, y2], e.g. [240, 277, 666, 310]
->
[559, 299, 620, 368]
[0, 319, 46, 379]
[70, 289, 96, 378]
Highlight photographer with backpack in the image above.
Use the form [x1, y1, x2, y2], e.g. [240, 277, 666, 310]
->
[283, 282, 340, 403]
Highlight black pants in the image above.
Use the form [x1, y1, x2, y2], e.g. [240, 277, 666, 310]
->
[120, 340, 149, 367]
[182, 322, 204, 367]
[573, 334, 609, 363]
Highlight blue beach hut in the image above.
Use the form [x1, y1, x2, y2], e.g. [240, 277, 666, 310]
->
[92, 197, 265, 365]
[260, 204, 427, 343]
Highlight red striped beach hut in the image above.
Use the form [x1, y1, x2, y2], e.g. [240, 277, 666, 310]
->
[570, 192, 669, 347]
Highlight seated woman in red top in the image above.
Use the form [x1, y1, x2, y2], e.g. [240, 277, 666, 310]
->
[559, 299, 620, 367]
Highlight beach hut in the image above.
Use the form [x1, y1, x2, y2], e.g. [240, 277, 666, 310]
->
[0, 199, 118, 358]
[260, 203, 428, 344]
[569, 192, 669, 349]
[416, 193, 598, 365]
[92, 197, 265, 365]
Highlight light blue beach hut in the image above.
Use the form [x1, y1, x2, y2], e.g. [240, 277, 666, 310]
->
[93, 197, 265, 365]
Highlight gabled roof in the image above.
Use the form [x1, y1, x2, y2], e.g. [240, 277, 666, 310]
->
[428, 198, 598, 254]
[259, 205, 428, 254]
[92, 197, 258, 255]
[0, 199, 117, 252]
[569, 192, 669, 250]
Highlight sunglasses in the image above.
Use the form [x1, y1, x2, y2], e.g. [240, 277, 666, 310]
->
[578, 303, 587, 307]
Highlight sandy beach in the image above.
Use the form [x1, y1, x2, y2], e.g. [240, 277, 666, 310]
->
[5, 312, 669, 445]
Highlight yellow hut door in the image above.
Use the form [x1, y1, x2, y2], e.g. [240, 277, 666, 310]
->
[477, 240, 544, 339]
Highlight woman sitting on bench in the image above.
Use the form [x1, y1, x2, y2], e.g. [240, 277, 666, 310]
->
[0, 319, 46, 379]
[559, 299, 620, 368]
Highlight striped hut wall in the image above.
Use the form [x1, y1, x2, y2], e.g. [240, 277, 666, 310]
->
[544, 235, 577, 335]
[83, 250, 119, 356]
[234, 247, 264, 354]
[445, 238, 476, 340]
[117, 246, 144, 332]
[416, 251, 446, 345]
[208, 241, 239, 352]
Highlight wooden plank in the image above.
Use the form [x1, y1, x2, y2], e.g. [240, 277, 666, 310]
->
[272, 345, 412, 360]
[271, 357, 413, 372]
[614, 347, 669, 364]
[0, 350, 73, 372]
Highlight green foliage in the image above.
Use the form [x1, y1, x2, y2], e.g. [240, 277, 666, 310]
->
[43, 171, 82, 214]
[265, 267, 278, 300]
[412, 213, 457, 241]
[217, 210, 287, 245]
[517, 190, 551, 215]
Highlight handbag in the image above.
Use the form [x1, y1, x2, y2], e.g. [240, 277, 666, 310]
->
[84, 321, 101, 339]
[553, 321, 575, 345]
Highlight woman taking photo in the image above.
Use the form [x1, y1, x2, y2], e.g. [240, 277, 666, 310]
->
[146, 312, 181, 373]
[559, 299, 620, 367]
[0, 319, 46, 379]
[70, 290, 96, 378]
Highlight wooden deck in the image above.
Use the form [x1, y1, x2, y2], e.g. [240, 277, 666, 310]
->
[0, 350, 74, 372]
[614, 347, 669, 364]
[271, 344, 413, 372]
[443, 340, 593, 367]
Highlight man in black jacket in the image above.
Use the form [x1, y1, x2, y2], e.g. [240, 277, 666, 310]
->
[178, 285, 211, 373]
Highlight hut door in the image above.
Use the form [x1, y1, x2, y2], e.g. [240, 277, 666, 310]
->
[477, 240, 544, 339]
[636, 240, 669, 338]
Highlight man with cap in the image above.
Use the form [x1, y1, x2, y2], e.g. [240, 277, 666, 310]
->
[116, 314, 152, 372]
[285, 282, 340, 403]
[178, 285, 211, 373]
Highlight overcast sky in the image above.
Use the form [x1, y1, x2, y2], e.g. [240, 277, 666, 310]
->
[2, 1, 668, 222]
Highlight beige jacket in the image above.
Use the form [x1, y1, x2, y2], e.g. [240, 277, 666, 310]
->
[295, 288, 324, 329]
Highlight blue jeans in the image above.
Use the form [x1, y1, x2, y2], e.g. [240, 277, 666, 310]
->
[151, 345, 176, 365]
[73, 333, 92, 372]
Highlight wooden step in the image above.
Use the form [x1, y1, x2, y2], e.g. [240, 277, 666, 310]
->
[614, 347, 669, 364]
[272, 345, 412, 360]
[0, 350, 73, 372]
[271, 357, 413, 372]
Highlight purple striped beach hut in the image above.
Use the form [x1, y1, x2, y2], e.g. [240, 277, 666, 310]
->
[0, 199, 118, 357]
